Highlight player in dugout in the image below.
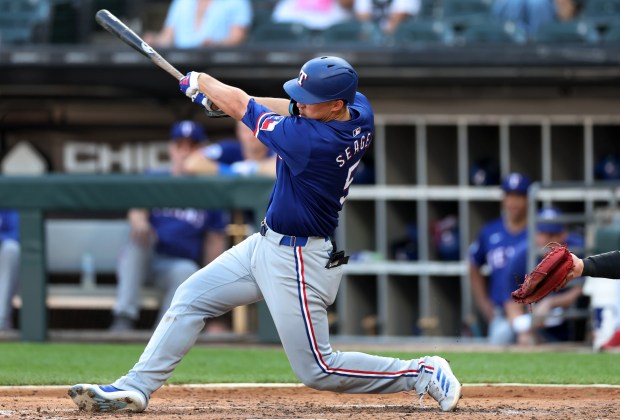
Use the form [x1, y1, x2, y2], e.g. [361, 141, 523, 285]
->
[69, 56, 462, 413]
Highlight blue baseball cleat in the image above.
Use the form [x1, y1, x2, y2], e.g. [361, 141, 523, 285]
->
[68, 384, 148, 412]
[415, 356, 462, 412]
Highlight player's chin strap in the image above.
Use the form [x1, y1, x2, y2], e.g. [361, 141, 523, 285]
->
[325, 237, 349, 269]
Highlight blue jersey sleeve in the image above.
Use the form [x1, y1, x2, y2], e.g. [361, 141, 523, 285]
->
[242, 100, 312, 175]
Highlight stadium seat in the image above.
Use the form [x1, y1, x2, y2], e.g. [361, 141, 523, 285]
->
[441, 0, 492, 23]
[535, 21, 599, 43]
[0, 0, 51, 44]
[442, 0, 492, 17]
[251, 0, 278, 28]
[419, 0, 439, 18]
[581, 0, 620, 18]
[579, 0, 620, 35]
[248, 22, 312, 45]
[315, 20, 382, 47]
[601, 21, 620, 42]
[385, 19, 454, 46]
[460, 21, 526, 44]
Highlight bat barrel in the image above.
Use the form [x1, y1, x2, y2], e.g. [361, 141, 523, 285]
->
[95, 9, 184, 80]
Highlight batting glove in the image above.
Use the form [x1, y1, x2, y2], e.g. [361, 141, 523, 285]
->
[192, 92, 228, 118]
[179, 71, 201, 98]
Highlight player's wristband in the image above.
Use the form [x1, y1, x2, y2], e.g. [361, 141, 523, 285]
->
[217, 163, 235, 176]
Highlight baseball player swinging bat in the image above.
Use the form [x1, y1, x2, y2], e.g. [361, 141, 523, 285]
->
[95, 9, 227, 117]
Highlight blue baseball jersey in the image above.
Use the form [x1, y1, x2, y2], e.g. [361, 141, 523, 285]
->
[149, 208, 228, 263]
[241, 92, 374, 238]
[201, 138, 276, 165]
[469, 218, 527, 306]
[145, 170, 229, 263]
[0, 210, 19, 243]
[201, 140, 244, 165]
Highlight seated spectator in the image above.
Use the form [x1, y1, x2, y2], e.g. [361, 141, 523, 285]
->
[491, 0, 577, 38]
[143, 0, 253, 48]
[184, 120, 277, 177]
[110, 121, 229, 332]
[271, 0, 354, 30]
[506, 207, 586, 344]
[354, 0, 421, 34]
[0, 210, 19, 332]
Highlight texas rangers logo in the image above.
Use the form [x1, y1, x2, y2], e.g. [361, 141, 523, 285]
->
[353, 127, 361, 137]
[297, 70, 308, 86]
[260, 115, 284, 132]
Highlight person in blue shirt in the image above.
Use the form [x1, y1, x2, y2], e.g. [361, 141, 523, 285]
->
[469, 172, 532, 345]
[0, 210, 19, 332]
[70, 56, 461, 413]
[506, 207, 586, 344]
[143, 0, 253, 48]
[110, 120, 229, 332]
[184, 120, 276, 177]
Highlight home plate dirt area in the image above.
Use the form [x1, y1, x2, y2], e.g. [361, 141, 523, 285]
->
[2, 385, 620, 419]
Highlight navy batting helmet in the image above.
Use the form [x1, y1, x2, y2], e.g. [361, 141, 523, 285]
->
[283, 56, 358, 104]
[170, 120, 207, 143]
[595, 154, 620, 180]
[501, 172, 531, 195]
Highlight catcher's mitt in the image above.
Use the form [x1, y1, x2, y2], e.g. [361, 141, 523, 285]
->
[511, 242, 574, 305]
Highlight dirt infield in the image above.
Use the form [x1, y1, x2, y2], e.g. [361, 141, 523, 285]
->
[2, 385, 620, 419]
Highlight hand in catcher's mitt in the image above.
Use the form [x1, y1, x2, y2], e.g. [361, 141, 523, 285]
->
[511, 242, 574, 305]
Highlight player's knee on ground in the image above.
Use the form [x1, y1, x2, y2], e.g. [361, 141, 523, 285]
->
[291, 366, 337, 391]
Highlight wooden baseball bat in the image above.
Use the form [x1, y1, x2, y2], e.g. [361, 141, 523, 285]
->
[95, 9, 184, 80]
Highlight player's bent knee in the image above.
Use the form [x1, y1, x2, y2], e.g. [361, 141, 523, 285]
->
[293, 370, 336, 391]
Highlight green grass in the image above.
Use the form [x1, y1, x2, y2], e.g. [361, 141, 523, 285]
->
[1, 343, 619, 386]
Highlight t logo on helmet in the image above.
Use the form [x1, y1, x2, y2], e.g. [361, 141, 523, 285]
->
[297, 70, 308, 87]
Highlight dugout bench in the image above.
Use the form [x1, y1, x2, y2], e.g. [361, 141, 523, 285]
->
[0, 174, 276, 342]
[11, 219, 164, 311]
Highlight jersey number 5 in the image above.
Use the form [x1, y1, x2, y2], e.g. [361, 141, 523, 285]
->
[340, 160, 361, 205]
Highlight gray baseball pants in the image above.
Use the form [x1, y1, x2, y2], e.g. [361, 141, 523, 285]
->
[114, 227, 424, 397]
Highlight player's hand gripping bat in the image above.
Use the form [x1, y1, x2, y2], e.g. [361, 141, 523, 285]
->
[95, 9, 227, 117]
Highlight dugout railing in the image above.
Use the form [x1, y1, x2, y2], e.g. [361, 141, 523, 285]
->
[0, 174, 276, 342]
